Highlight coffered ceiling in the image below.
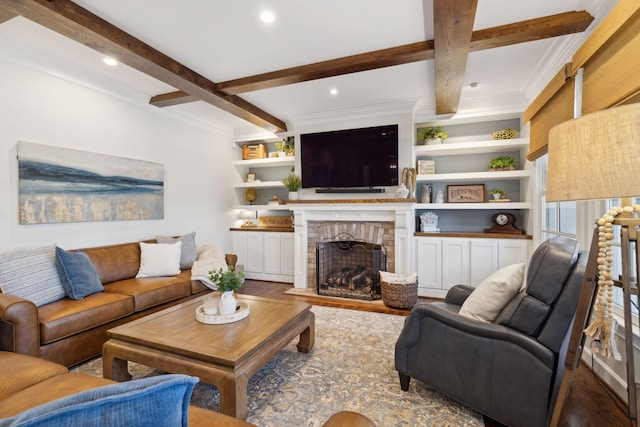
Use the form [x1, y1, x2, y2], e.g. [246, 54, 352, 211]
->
[0, 1, 616, 137]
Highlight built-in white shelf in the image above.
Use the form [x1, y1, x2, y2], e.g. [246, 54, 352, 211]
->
[235, 181, 285, 189]
[417, 169, 532, 183]
[232, 157, 294, 168]
[414, 138, 528, 157]
[414, 202, 531, 210]
[233, 204, 295, 211]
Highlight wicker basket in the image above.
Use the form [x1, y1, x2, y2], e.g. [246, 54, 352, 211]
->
[381, 280, 418, 309]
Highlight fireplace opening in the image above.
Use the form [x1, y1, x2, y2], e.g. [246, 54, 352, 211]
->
[316, 233, 387, 300]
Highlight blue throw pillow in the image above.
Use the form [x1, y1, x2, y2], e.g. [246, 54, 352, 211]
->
[55, 247, 103, 300]
[0, 374, 198, 427]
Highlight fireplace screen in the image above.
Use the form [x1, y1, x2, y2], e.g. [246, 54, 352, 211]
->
[316, 233, 387, 300]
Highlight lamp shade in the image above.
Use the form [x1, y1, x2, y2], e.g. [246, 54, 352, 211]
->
[546, 103, 640, 202]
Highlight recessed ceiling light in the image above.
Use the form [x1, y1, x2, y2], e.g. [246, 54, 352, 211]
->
[260, 10, 275, 23]
[467, 82, 479, 88]
[103, 57, 118, 66]
[330, 88, 338, 96]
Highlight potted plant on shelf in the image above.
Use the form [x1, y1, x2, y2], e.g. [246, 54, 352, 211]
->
[281, 173, 302, 200]
[417, 126, 448, 145]
[488, 188, 507, 200]
[275, 137, 295, 157]
[488, 156, 516, 171]
[209, 266, 245, 315]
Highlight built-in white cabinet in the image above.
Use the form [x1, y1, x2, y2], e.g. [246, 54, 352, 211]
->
[232, 139, 295, 210]
[413, 114, 533, 235]
[416, 235, 531, 298]
[231, 230, 294, 283]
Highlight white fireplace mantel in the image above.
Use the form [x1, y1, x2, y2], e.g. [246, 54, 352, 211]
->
[289, 202, 414, 289]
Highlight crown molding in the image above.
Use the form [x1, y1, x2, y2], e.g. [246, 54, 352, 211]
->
[0, 35, 235, 137]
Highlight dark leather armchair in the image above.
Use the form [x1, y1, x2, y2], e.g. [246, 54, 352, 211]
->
[395, 236, 587, 427]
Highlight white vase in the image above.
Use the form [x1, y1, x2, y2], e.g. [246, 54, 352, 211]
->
[288, 191, 299, 200]
[492, 193, 502, 200]
[218, 291, 237, 315]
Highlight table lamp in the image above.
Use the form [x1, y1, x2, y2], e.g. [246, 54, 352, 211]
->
[546, 103, 640, 424]
[239, 210, 258, 228]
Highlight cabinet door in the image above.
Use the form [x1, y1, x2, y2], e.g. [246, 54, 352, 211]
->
[231, 231, 248, 269]
[263, 233, 282, 275]
[280, 233, 295, 276]
[245, 233, 264, 273]
[416, 238, 442, 291]
[442, 239, 469, 289]
[498, 239, 529, 268]
[470, 240, 499, 286]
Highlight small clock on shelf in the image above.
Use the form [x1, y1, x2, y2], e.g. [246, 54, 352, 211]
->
[484, 213, 525, 234]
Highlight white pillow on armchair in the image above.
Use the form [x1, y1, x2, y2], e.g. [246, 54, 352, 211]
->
[458, 263, 525, 323]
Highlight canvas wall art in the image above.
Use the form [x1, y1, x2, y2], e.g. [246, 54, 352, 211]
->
[17, 141, 164, 224]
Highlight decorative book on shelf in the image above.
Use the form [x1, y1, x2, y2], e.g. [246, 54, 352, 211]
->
[259, 216, 293, 229]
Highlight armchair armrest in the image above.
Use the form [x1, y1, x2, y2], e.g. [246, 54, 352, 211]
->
[443, 284, 475, 305]
[0, 293, 39, 356]
[398, 302, 554, 367]
[225, 254, 237, 270]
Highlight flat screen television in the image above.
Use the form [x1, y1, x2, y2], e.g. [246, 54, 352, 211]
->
[300, 124, 398, 192]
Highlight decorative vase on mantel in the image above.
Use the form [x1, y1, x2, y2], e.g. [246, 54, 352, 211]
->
[218, 291, 237, 315]
[288, 190, 299, 201]
[425, 137, 442, 145]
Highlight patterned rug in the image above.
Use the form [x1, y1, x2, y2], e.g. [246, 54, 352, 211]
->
[72, 306, 484, 426]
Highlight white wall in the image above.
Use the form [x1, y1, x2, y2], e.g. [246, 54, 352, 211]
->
[0, 51, 237, 253]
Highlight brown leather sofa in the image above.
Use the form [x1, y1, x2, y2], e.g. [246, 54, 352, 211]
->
[0, 240, 235, 368]
[0, 351, 376, 426]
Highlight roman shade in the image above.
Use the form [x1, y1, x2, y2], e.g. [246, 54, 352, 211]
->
[525, 2, 640, 161]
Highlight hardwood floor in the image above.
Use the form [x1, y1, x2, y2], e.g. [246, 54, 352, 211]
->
[238, 279, 631, 427]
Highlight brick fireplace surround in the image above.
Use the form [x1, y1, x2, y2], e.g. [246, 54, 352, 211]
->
[289, 201, 414, 291]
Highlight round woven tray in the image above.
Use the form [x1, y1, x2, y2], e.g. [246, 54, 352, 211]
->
[381, 281, 418, 309]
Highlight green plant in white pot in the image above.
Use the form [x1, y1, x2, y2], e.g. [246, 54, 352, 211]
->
[488, 188, 507, 200]
[281, 173, 302, 200]
[417, 126, 448, 145]
[209, 266, 244, 315]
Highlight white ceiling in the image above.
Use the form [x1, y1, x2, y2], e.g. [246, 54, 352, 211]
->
[0, 0, 617, 138]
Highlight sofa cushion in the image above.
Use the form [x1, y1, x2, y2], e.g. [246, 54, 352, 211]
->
[459, 263, 525, 322]
[38, 292, 134, 345]
[55, 247, 104, 300]
[103, 277, 190, 312]
[156, 232, 196, 269]
[82, 242, 141, 285]
[0, 352, 68, 400]
[0, 374, 198, 427]
[0, 244, 67, 307]
[0, 373, 114, 418]
[136, 242, 182, 278]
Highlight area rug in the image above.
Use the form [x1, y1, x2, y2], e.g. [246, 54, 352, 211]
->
[72, 306, 484, 426]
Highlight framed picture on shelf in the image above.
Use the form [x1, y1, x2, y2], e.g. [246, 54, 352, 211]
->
[447, 184, 485, 203]
[246, 173, 256, 183]
[417, 160, 435, 175]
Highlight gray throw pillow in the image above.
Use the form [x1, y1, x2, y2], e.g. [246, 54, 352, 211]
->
[156, 232, 196, 269]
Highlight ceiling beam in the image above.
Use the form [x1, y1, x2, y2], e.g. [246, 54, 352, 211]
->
[150, 11, 593, 108]
[0, 8, 16, 23]
[0, 0, 287, 133]
[433, 0, 478, 115]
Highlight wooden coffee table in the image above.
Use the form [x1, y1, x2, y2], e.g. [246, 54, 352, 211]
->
[102, 294, 314, 420]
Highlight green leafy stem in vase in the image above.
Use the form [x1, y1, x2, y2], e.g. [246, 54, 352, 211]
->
[208, 266, 245, 292]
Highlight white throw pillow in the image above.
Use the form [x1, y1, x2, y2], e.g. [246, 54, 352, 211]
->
[135, 242, 182, 278]
[459, 263, 525, 323]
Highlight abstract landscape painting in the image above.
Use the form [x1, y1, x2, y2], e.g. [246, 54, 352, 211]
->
[18, 141, 164, 224]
